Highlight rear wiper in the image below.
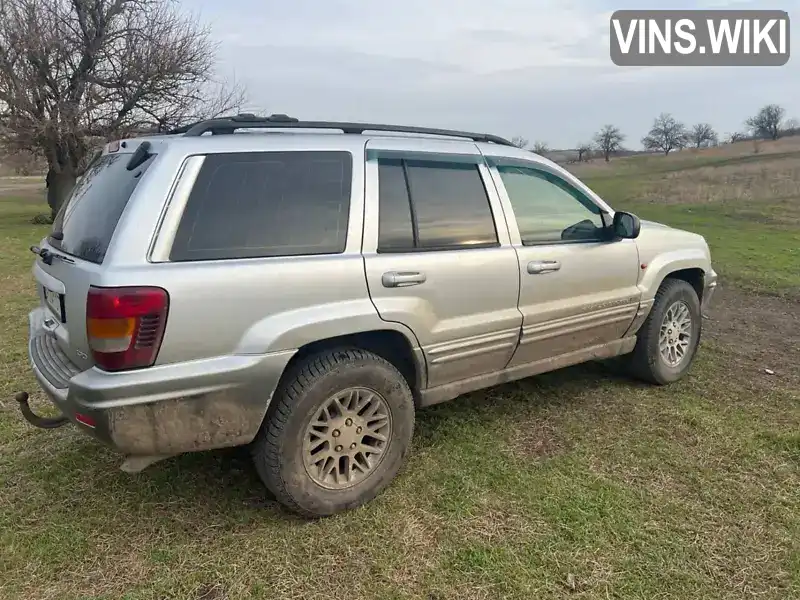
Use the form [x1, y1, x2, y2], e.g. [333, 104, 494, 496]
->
[30, 245, 74, 265]
[126, 141, 152, 171]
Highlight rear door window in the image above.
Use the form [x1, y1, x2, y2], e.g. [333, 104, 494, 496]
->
[376, 157, 498, 252]
[170, 151, 352, 261]
[377, 159, 415, 251]
[405, 160, 498, 250]
[50, 152, 156, 264]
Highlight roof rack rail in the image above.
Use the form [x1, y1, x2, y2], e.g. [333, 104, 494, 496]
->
[170, 113, 515, 146]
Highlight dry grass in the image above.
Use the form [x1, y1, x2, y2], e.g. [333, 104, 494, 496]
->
[572, 142, 800, 297]
[639, 156, 800, 209]
[0, 145, 799, 600]
[572, 134, 800, 177]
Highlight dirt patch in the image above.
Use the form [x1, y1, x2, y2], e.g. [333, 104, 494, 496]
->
[704, 285, 800, 392]
[108, 389, 265, 455]
[507, 420, 567, 459]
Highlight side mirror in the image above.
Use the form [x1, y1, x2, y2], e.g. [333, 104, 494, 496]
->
[612, 211, 641, 239]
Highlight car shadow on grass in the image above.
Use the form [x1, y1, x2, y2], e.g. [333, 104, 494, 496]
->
[7, 360, 646, 528]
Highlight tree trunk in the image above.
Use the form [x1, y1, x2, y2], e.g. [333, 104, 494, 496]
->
[604, 151, 610, 162]
[46, 166, 77, 221]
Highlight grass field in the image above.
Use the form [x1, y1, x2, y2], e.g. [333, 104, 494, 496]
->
[0, 140, 798, 600]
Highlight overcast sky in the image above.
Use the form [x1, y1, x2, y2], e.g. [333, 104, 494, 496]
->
[184, 0, 797, 149]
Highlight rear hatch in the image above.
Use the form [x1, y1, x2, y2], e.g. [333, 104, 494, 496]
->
[33, 147, 157, 371]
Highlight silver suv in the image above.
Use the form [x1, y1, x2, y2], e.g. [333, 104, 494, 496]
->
[19, 114, 717, 517]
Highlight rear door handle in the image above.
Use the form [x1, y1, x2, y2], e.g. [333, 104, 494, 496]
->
[527, 260, 561, 274]
[382, 271, 427, 288]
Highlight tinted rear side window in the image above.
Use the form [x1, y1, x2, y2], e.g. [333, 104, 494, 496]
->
[376, 157, 498, 252]
[51, 152, 156, 264]
[405, 160, 497, 249]
[170, 151, 352, 261]
[377, 159, 414, 251]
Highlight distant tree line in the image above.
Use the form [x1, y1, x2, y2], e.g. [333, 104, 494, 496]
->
[515, 104, 795, 163]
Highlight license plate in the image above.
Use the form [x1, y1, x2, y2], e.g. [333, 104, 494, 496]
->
[43, 287, 64, 322]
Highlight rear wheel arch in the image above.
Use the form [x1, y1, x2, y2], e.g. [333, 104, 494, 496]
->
[253, 344, 417, 517]
[277, 329, 425, 399]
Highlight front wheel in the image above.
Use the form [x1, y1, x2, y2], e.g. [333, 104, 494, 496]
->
[627, 278, 702, 385]
[251, 348, 415, 518]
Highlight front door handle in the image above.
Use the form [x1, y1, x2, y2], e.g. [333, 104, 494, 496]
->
[382, 271, 427, 288]
[527, 260, 561, 274]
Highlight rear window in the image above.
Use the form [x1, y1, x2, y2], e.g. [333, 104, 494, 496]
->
[50, 152, 156, 264]
[169, 151, 352, 261]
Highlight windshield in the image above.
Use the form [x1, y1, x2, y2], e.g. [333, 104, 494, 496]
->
[50, 152, 156, 264]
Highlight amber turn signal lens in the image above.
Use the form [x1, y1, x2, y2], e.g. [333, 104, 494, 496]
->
[86, 317, 135, 339]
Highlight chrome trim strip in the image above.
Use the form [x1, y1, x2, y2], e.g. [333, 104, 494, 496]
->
[519, 304, 638, 345]
[426, 328, 520, 365]
[419, 336, 637, 407]
[623, 299, 655, 336]
[429, 341, 518, 365]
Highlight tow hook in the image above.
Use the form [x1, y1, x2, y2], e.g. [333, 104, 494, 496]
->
[15, 391, 69, 429]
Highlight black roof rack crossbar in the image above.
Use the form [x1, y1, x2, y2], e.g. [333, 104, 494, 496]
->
[174, 114, 515, 146]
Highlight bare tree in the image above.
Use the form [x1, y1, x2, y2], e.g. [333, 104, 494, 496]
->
[532, 140, 549, 154]
[727, 131, 745, 144]
[576, 142, 592, 162]
[689, 123, 718, 148]
[784, 117, 800, 136]
[593, 125, 625, 162]
[642, 113, 688, 155]
[510, 136, 529, 149]
[746, 104, 785, 140]
[0, 0, 245, 219]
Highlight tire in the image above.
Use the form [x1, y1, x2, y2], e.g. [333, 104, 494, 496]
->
[251, 348, 415, 518]
[627, 278, 702, 385]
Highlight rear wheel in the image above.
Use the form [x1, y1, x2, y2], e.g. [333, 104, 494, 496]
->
[251, 348, 415, 517]
[627, 278, 702, 385]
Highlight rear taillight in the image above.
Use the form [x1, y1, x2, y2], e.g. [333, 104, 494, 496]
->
[86, 286, 169, 371]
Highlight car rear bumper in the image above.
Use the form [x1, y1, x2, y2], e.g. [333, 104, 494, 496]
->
[25, 307, 294, 456]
